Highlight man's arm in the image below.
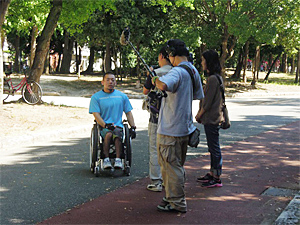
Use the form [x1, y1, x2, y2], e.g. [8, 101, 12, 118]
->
[92, 112, 106, 128]
[125, 111, 136, 128]
[152, 77, 167, 91]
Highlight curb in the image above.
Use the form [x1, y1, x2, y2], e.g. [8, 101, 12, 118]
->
[42, 91, 300, 100]
[227, 91, 299, 98]
[275, 195, 300, 225]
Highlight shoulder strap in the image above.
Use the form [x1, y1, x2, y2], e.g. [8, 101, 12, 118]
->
[215, 75, 226, 103]
[178, 64, 195, 90]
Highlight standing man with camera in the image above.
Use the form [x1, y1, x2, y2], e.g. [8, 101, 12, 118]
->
[143, 46, 172, 192]
[152, 39, 204, 213]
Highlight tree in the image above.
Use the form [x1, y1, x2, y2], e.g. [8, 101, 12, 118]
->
[0, 0, 11, 108]
[28, 0, 62, 82]
[267, 0, 300, 82]
[4, 0, 50, 71]
[60, 29, 74, 74]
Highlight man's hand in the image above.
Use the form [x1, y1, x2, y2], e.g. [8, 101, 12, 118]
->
[195, 112, 202, 123]
[130, 126, 136, 139]
[105, 123, 115, 131]
[152, 76, 159, 86]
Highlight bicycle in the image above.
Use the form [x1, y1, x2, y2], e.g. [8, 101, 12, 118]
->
[3, 72, 43, 105]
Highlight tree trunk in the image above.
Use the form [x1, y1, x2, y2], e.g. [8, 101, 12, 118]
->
[232, 47, 243, 79]
[112, 47, 118, 78]
[104, 41, 111, 73]
[75, 42, 81, 74]
[85, 46, 95, 73]
[242, 41, 249, 82]
[44, 51, 50, 74]
[264, 52, 282, 81]
[256, 46, 260, 80]
[220, 25, 229, 78]
[295, 49, 300, 83]
[101, 50, 105, 72]
[28, 0, 62, 83]
[290, 56, 295, 74]
[281, 53, 287, 73]
[30, 26, 38, 68]
[14, 35, 20, 73]
[251, 45, 260, 86]
[0, 0, 11, 108]
[268, 54, 273, 72]
[60, 30, 73, 74]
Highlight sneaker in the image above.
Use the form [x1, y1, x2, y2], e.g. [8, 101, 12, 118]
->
[103, 158, 112, 169]
[201, 178, 223, 188]
[160, 197, 169, 207]
[114, 158, 123, 169]
[197, 173, 213, 182]
[147, 183, 162, 192]
[157, 204, 186, 213]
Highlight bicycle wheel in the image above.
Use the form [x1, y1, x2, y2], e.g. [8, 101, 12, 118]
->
[3, 80, 10, 101]
[22, 81, 42, 105]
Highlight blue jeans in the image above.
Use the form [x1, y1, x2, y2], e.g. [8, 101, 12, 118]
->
[204, 124, 222, 176]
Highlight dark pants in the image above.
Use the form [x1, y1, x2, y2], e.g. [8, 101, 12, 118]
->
[204, 124, 222, 176]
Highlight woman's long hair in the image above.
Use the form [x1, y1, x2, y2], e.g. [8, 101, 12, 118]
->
[202, 50, 221, 75]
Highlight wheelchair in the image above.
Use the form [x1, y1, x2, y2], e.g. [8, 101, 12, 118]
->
[90, 120, 132, 176]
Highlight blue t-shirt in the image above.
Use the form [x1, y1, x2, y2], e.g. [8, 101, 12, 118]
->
[157, 61, 204, 137]
[89, 89, 133, 128]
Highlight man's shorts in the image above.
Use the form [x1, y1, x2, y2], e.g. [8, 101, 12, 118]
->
[100, 127, 123, 141]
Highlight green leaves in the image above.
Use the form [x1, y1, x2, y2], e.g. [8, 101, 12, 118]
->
[5, 0, 50, 35]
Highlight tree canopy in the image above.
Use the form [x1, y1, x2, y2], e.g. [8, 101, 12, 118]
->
[1, 0, 299, 82]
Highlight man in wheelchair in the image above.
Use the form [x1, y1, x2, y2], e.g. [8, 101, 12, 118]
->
[89, 71, 136, 170]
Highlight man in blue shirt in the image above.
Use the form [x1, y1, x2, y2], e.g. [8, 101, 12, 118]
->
[89, 72, 136, 169]
[152, 39, 204, 213]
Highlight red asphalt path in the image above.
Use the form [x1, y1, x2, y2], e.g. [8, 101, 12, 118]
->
[40, 121, 300, 224]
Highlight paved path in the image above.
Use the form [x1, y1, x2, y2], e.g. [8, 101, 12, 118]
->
[1, 94, 299, 224]
[39, 121, 300, 224]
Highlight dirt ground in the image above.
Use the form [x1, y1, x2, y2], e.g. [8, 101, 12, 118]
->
[1, 71, 299, 142]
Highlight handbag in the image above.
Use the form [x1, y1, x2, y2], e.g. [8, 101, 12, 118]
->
[179, 64, 201, 147]
[215, 75, 231, 129]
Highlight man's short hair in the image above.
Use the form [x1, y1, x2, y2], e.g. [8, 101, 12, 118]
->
[159, 46, 171, 63]
[103, 71, 114, 80]
[166, 39, 189, 57]
[159, 46, 169, 59]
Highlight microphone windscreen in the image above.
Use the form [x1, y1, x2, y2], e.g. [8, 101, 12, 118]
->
[120, 31, 127, 46]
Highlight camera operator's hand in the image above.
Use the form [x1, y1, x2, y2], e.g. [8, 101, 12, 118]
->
[130, 126, 136, 139]
[144, 74, 155, 90]
[105, 123, 115, 131]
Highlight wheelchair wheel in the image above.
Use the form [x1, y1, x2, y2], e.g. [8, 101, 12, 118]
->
[124, 124, 132, 175]
[90, 123, 99, 173]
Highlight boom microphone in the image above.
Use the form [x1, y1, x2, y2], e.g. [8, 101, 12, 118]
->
[119, 27, 167, 98]
[120, 27, 130, 46]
